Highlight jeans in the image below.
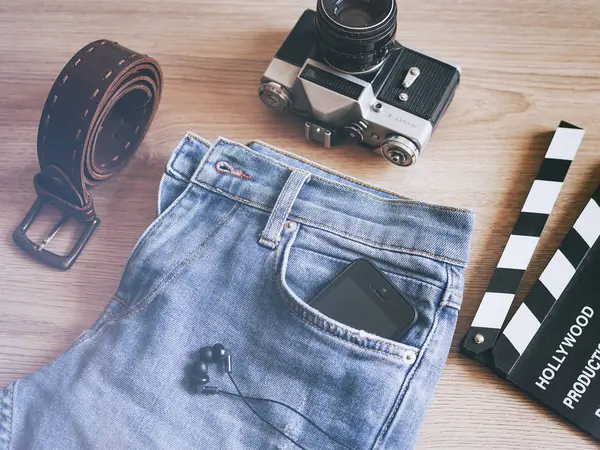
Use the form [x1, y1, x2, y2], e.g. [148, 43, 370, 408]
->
[0, 134, 474, 450]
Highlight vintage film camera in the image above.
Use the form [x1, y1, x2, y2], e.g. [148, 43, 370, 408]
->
[258, 0, 461, 166]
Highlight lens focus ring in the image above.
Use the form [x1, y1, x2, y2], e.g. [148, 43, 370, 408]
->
[316, 0, 397, 73]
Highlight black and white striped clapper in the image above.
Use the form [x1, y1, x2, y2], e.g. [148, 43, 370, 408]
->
[493, 184, 600, 376]
[461, 121, 585, 360]
[496, 185, 600, 442]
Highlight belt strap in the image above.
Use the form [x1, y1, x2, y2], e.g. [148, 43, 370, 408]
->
[13, 39, 162, 270]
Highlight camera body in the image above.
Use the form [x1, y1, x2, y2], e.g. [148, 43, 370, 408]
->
[259, 8, 461, 166]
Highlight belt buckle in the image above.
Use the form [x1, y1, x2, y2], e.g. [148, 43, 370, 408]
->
[12, 197, 100, 270]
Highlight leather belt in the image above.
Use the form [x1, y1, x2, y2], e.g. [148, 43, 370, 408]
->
[13, 40, 162, 270]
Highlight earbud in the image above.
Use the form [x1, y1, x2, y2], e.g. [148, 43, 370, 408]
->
[188, 368, 210, 394]
[197, 343, 232, 373]
[195, 360, 209, 376]
[190, 343, 232, 394]
[197, 346, 214, 362]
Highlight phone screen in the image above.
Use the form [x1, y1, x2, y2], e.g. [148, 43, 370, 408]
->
[310, 259, 418, 339]
[315, 276, 399, 337]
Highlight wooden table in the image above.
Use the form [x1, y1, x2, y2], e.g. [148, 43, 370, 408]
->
[1, 0, 599, 448]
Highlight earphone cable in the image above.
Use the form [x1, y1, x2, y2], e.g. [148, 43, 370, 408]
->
[225, 373, 309, 450]
[222, 374, 355, 450]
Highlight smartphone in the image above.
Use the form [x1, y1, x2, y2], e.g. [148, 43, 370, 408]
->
[309, 259, 418, 339]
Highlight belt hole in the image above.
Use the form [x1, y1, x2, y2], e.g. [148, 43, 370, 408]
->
[91, 88, 99, 99]
[74, 58, 82, 67]
[124, 142, 131, 150]
[87, 47, 95, 53]
[82, 109, 89, 119]
[41, 136, 47, 146]
[75, 129, 82, 139]
[134, 125, 140, 134]
[130, 53, 137, 59]
[117, 59, 126, 66]
[52, 94, 58, 105]
[61, 74, 69, 85]
[104, 70, 113, 80]
[100, 40, 107, 45]
[112, 155, 120, 161]
[44, 114, 50, 127]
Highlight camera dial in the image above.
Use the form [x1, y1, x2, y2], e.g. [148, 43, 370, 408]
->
[379, 135, 419, 167]
[258, 81, 293, 112]
[344, 121, 368, 143]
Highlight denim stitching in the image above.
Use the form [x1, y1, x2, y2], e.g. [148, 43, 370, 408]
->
[372, 284, 449, 449]
[273, 232, 419, 360]
[290, 245, 447, 290]
[163, 167, 189, 185]
[442, 264, 463, 310]
[194, 136, 474, 215]
[186, 138, 470, 265]
[247, 140, 416, 200]
[194, 180, 467, 267]
[106, 202, 242, 319]
[122, 137, 222, 292]
[112, 295, 126, 306]
[118, 181, 198, 299]
[0, 382, 14, 450]
[166, 135, 191, 176]
[260, 170, 311, 248]
[166, 133, 212, 182]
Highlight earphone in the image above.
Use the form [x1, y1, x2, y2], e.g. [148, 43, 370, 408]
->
[188, 343, 355, 450]
[189, 343, 232, 395]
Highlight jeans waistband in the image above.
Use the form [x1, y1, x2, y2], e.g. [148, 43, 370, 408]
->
[181, 134, 474, 266]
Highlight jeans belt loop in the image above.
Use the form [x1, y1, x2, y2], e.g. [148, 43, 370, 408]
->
[258, 169, 311, 249]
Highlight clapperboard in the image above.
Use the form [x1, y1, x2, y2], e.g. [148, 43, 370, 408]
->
[461, 122, 600, 442]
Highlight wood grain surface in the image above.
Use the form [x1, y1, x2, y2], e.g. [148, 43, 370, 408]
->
[1, 0, 599, 448]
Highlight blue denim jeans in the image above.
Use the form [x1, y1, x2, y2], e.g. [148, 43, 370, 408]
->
[0, 134, 474, 450]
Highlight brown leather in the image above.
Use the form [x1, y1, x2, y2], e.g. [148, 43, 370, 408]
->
[34, 39, 162, 222]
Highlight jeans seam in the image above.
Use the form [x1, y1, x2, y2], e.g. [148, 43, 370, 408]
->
[118, 182, 198, 300]
[372, 286, 448, 449]
[192, 135, 473, 216]
[291, 245, 447, 290]
[0, 382, 14, 450]
[210, 137, 473, 215]
[194, 180, 467, 267]
[106, 202, 242, 319]
[442, 265, 463, 309]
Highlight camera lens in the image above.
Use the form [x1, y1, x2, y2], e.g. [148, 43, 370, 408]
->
[316, 0, 397, 73]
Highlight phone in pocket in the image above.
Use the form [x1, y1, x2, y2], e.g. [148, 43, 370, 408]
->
[309, 259, 418, 339]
